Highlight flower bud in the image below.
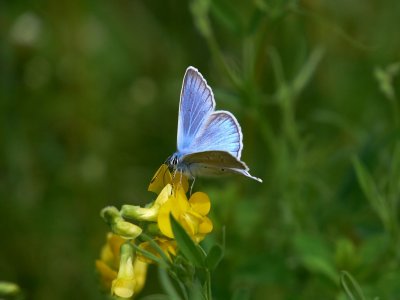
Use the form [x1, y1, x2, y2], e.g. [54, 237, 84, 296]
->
[101, 207, 142, 239]
[112, 220, 142, 240]
[100, 206, 121, 224]
[121, 205, 158, 222]
[112, 243, 136, 298]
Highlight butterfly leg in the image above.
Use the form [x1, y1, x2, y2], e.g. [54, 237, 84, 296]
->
[189, 176, 196, 196]
[172, 168, 177, 181]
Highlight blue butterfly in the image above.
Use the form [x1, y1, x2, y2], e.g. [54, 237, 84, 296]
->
[166, 66, 262, 183]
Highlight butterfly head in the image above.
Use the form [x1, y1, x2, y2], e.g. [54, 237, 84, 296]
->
[165, 153, 179, 172]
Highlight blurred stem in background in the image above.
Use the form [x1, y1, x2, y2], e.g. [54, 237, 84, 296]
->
[2, 0, 400, 299]
[375, 62, 400, 127]
[191, 0, 400, 298]
[354, 61, 400, 260]
[190, 0, 324, 233]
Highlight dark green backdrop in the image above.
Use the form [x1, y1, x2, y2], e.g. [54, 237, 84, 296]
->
[1, 0, 400, 299]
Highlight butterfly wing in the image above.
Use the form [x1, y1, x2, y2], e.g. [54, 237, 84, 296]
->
[181, 150, 262, 182]
[177, 67, 215, 153]
[175, 67, 262, 183]
[188, 111, 243, 159]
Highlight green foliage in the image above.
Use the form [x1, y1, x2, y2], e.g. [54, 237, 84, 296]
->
[340, 271, 366, 300]
[1, 0, 400, 299]
[205, 244, 224, 271]
[170, 215, 206, 269]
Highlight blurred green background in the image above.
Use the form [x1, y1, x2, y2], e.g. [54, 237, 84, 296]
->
[1, 0, 400, 299]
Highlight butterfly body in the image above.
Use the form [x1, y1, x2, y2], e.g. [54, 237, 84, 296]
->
[167, 66, 262, 183]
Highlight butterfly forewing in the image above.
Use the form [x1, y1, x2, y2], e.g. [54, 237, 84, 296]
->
[177, 67, 215, 152]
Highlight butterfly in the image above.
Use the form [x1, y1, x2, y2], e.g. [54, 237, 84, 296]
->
[166, 66, 262, 183]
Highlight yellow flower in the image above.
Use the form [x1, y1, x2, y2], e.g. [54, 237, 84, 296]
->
[121, 165, 190, 222]
[121, 184, 173, 222]
[96, 233, 125, 290]
[96, 233, 148, 298]
[112, 243, 148, 299]
[157, 184, 213, 243]
[148, 164, 189, 194]
[138, 237, 177, 263]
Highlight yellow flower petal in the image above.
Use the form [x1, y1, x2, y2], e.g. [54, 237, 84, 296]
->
[107, 233, 125, 267]
[133, 259, 148, 294]
[95, 260, 118, 289]
[171, 172, 189, 193]
[148, 164, 190, 194]
[166, 241, 177, 256]
[148, 164, 172, 194]
[99, 243, 114, 266]
[170, 185, 190, 216]
[181, 213, 199, 236]
[186, 209, 204, 220]
[198, 216, 213, 234]
[154, 184, 173, 207]
[112, 244, 136, 298]
[155, 177, 213, 243]
[189, 192, 210, 216]
[157, 200, 173, 238]
[112, 277, 136, 298]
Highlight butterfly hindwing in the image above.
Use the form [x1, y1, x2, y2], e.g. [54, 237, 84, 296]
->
[177, 67, 215, 153]
[181, 150, 262, 182]
[189, 111, 243, 159]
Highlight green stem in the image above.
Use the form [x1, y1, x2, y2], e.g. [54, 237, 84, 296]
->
[205, 269, 212, 300]
[205, 33, 243, 91]
[391, 91, 399, 130]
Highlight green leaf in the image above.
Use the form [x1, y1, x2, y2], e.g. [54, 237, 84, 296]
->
[232, 288, 251, 300]
[169, 214, 206, 268]
[139, 233, 171, 267]
[374, 62, 400, 102]
[188, 279, 204, 300]
[293, 233, 337, 283]
[210, 0, 242, 35]
[158, 267, 183, 300]
[340, 271, 366, 300]
[132, 243, 166, 267]
[353, 157, 390, 230]
[292, 47, 324, 98]
[206, 244, 224, 271]
[389, 143, 400, 202]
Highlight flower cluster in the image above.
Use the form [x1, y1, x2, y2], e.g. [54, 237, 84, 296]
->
[96, 233, 148, 298]
[96, 164, 213, 298]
